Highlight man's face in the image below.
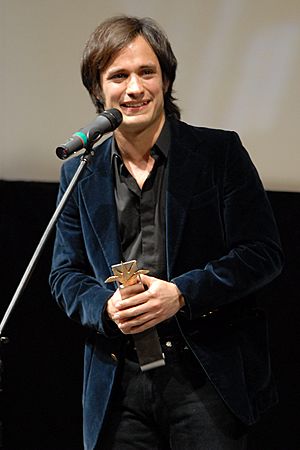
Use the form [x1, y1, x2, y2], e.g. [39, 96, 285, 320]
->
[101, 36, 167, 135]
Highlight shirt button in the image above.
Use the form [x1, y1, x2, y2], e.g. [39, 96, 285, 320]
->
[111, 353, 118, 362]
[165, 341, 172, 348]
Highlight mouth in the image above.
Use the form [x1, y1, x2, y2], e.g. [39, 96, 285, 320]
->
[120, 100, 150, 110]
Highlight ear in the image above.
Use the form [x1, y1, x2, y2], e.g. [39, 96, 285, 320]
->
[96, 89, 105, 108]
[95, 84, 105, 105]
[163, 80, 170, 94]
[94, 96, 105, 113]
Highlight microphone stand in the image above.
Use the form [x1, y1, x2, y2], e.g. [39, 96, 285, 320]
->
[0, 146, 95, 447]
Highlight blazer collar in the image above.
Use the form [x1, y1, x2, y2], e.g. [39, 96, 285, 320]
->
[78, 137, 122, 270]
[166, 120, 205, 277]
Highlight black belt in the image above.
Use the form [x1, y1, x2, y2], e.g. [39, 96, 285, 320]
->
[124, 334, 189, 364]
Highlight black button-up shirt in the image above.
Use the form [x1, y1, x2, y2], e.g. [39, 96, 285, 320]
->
[111, 121, 181, 338]
[112, 121, 170, 280]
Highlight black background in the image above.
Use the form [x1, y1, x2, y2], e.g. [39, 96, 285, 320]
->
[0, 180, 299, 450]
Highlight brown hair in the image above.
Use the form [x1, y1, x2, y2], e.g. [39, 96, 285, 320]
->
[81, 15, 180, 119]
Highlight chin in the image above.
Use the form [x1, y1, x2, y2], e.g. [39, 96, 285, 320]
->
[122, 115, 150, 128]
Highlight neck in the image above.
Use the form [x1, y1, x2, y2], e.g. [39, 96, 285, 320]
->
[114, 116, 165, 163]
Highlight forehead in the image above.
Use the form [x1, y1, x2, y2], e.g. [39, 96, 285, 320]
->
[104, 36, 161, 73]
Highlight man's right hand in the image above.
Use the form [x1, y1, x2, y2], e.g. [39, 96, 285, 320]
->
[106, 283, 145, 326]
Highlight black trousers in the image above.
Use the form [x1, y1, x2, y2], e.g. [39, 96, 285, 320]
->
[98, 342, 247, 450]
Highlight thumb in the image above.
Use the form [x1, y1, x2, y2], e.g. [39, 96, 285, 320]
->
[139, 273, 154, 288]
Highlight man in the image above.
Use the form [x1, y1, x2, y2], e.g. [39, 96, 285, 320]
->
[50, 15, 283, 450]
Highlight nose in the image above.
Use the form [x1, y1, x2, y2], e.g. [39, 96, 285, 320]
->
[126, 74, 144, 96]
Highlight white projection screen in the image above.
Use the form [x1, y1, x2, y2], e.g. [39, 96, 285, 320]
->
[1, 0, 299, 191]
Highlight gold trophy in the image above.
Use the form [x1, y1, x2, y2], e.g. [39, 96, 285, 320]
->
[105, 260, 165, 371]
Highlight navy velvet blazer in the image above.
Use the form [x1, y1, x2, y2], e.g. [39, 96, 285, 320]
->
[50, 119, 283, 450]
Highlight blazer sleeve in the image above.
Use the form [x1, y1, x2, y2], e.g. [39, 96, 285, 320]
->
[172, 131, 283, 320]
[49, 161, 118, 336]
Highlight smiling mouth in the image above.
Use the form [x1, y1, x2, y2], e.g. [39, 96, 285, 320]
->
[121, 101, 150, 109]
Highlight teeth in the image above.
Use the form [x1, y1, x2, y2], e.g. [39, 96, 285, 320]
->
[123, 102, 148, 107]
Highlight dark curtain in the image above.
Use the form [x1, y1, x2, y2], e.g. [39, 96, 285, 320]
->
[0, 180, 299, 450]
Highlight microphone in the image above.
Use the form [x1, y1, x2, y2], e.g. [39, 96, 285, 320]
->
[56, 108, 122, 160]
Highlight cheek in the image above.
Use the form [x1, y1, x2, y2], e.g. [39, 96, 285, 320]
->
[155, 88, 166, 107]
[104, 85, 123, 104]
[146, 85, 164, 104]
[154, 81, 165, 99]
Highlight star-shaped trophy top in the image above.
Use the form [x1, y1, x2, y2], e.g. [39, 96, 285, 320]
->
[105, 260, 149, 287]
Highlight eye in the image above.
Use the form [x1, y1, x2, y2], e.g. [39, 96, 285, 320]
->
[142, 68, 155, 76]
[110, 73, 127, 81]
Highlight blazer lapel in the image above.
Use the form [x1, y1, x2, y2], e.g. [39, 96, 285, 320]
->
[78, 138, 122, 271]
[166, 121, 205, 278]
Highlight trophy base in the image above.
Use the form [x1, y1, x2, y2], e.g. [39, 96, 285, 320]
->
[140, 356, 166, 372]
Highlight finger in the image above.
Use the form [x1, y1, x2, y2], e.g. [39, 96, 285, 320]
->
[119, 316, 158, 334]
[116, 289, 149, 310]
[138, 273, 153, 288]
[113, 302, 145, 320]
[117, 307, 157, 328]
[119, 282, 145, 300]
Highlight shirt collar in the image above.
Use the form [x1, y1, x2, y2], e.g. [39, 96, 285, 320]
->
[111, 119, 171, 164]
